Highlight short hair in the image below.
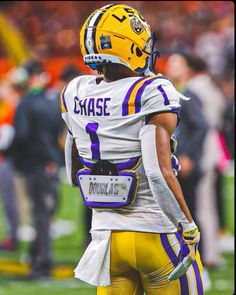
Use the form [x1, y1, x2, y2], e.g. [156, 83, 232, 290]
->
[22, 59, 44, 75]
[60, 65, 80, 82]
[182, 53, 208, 73]
[96, 63, 135, 80]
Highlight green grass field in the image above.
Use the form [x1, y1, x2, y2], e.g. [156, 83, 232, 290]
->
[0, 254, 234, 295]
[0, 176, 234, 295]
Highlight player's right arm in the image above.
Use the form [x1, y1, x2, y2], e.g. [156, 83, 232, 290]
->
[140, 112, 195, 228]
[149, 112, 193, 223]
[139, 86, 200, 280]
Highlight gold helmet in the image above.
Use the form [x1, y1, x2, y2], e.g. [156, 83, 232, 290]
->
[80, 4, 156, 74]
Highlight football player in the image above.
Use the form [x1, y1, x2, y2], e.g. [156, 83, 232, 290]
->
[61, 4, 204, 294]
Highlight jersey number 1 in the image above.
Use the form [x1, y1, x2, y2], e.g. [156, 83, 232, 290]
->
[86, 122, 101, 159]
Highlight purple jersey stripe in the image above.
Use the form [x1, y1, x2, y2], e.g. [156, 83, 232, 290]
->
[62, 84, 69, 112]
[192, 261, 204, 295]
[79, 156, 141, 171]
[116, 156, 140, 170]
[85, 122, 100, 159]
[134, 75, 172, 114]
[170, 107, 181, 113]
[175, 233, 204, 295]
[135, 76, 159, 113]
[160, 233, 189, 295]
[122, 77, 147, 116]
[157, 85, 170, 106]
[79, 157, 93, 169]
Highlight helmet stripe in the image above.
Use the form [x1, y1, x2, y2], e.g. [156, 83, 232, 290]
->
[84, 28, 89, 54]
[83, 12, 95, 54]
[91, 13, 104, 53]
[85, 11, 101, 54]
[85, 4, 116, 54]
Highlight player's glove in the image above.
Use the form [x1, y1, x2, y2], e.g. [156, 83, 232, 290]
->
[168, 225, 200, 281]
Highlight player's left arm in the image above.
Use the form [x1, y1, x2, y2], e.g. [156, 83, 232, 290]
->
[71, 137, 83, 186]
[64, 132, 83, 187]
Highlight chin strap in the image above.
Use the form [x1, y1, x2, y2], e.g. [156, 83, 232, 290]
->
[144, 31, 160, 76]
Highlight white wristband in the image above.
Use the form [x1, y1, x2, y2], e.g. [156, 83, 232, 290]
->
[181, 220, 197, 232]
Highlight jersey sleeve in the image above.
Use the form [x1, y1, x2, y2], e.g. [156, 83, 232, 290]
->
[140, 76, 182, 116]
[60, 84, 73, 135]
[60, 75, 88, 135]
[60, 75, 95, 135]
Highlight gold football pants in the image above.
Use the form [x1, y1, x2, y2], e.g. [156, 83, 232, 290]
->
[97, 231, 204, 295]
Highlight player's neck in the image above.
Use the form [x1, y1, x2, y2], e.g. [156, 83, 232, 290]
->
[103, 73, 138, 82]
[102, 64, 139, 82]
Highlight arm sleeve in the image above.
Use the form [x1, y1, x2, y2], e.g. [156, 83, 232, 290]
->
[139, 124, 190, 228]
[60, 84, 73, 134]
[64, 132, 74, 186]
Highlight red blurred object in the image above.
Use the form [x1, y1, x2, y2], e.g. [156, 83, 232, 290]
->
[0, 236, 18, 251]
[0, 56, 90, 84]
[45, 161, 57, 173]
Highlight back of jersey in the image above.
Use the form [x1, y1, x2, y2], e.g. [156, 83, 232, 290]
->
[61, 74, 181, 162]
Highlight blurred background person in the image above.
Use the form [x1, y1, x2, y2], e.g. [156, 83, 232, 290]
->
[215, 72, 234, 242]
[10, 59, 63, 279]
[166, 52, 209, 239]
[167, 53, 226, 291]
[46, 64, 81, 166]
[218, 74, 234, 160]
[166, 53, 211, 289]
[180, 54, 225, 269]
[47, 64, 81, 102]
[46, 64, 92, 247]
[0, 83, 20, 250]
[59, 66, 93, 247]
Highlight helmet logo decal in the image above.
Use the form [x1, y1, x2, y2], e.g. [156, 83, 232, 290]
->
[100, 35, 112, 49]
[130, 17, 144, 35]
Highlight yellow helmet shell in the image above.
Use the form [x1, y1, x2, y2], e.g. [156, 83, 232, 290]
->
[80, 4, 152, 73]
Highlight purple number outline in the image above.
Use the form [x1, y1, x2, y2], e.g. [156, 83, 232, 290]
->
[86, 122, 100, 159]
[157, 85, 170, 106]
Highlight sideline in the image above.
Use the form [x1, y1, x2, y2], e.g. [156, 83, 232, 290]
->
[0, 260, 74, 278]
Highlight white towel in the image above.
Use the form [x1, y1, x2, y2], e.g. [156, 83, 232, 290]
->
[74, 230, 111, 286]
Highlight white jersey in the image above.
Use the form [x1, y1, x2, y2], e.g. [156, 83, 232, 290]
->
[61, 74, 182, 233]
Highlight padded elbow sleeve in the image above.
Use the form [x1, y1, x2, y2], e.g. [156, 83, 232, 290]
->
[139, 124, 187, 228]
